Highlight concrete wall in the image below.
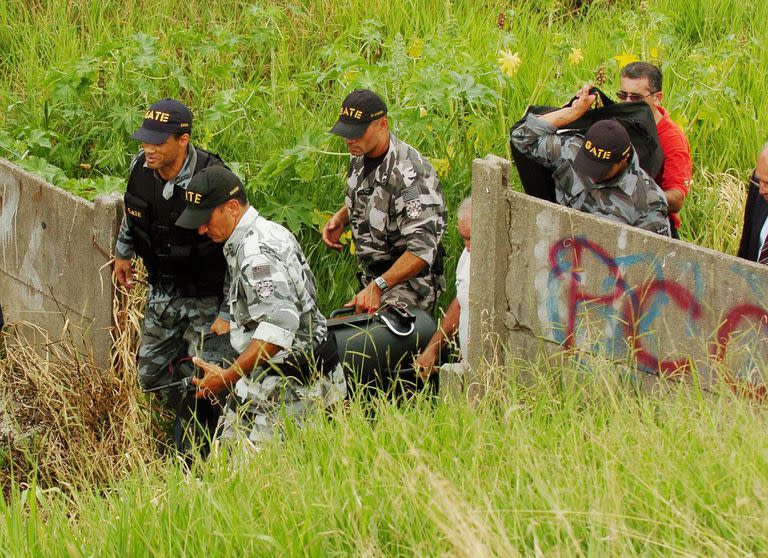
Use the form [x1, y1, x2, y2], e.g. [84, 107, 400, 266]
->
[0, 159, 122, 366]
[468, 155, 768, 394]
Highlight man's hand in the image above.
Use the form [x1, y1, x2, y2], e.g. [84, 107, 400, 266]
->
[210, 317, 231, 335]
[414, 344, 439, 381]
[114, 258, 135, 289]
[570, 83, 597, 116]
[321, 214, 345, 251]
[191, 357, 232, 400]
[539, 83, 597, 129]
[344, 282, 382, 314]
[665, 189, 685, 214]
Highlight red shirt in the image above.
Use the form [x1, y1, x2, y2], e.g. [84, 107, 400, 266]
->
[655, 107, 692, 230]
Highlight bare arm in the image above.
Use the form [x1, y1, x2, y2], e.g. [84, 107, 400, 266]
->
[321, 206, 350, 250]
[414, 297, 461, 378]
[510, 84, 596, 168]
[346, 251, 428, 313]
[537, 84, 596, 128]
[192, 339, 281, 399]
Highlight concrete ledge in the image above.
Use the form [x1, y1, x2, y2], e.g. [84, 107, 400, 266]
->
[468, 155, 768, 395]
[0, 159, 122, 365]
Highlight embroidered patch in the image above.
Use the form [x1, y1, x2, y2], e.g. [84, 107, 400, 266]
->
[403, 186, 420, 202]
[403, 186, 422, 218]
[406, 199, 422, 219]
[252, 264, 274, 298]
[257, 280, 275, 299]
[252, 264, 270, 281]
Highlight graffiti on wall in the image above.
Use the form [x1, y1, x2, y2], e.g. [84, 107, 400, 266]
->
[543, 236, 768, 395]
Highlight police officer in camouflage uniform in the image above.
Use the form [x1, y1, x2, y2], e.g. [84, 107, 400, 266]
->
[175, 166, 346, 444]
[113, 98, 231, 394]
[322, 89, 447, 313]
[511, 84, 670, 236]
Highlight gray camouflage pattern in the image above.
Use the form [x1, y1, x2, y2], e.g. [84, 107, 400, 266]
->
[137, 285, 222, 391]
[511, 113, 670, 236]
[223, 206, 328, 354]
[344, 134, 447, 310]
[216, 363, 346, 444]
[120, 143, 227, 394]
[115, 145, 199, 260]
[217, 206, 346, 442]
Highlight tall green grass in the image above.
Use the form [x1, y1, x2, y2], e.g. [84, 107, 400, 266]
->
[1, 4, 766, 553]
[0, 0, 765, 309]
[1, 362, 767, 556]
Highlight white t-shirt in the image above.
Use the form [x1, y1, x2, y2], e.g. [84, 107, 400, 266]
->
[455, 248, 470, 357]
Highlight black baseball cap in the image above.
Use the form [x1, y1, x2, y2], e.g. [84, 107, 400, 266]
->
[131, 98, 193, 144]
[329, 89, 388, 139]
[573, 119, 632, 180]
[175, 166, 244, 229]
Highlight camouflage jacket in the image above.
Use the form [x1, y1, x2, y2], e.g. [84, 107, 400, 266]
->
[511, 113, 670, 236]
[223, 206, 327, 354]
[344, 134, 447, 309]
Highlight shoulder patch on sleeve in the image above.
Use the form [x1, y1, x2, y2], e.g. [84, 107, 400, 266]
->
[252, 264, 270, 281]
[403, 185, 423, 218]
[250, 263, 274, 298]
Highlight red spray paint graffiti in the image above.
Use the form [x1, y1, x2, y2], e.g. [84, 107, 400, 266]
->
[547, 237, 768, 395]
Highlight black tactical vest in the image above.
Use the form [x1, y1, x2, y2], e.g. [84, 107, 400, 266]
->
[123, 147, 227, 298]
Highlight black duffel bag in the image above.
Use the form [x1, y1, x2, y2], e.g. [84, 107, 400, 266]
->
[328, 304, 438, 396]
[510, 87, 664, 202]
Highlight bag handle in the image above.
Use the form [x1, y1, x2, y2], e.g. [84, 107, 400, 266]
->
[565, 86, 615, 109]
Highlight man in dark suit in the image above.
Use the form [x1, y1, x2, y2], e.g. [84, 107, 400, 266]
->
[738, 144, 768, 263]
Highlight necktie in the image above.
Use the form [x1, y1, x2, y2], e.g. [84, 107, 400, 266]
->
[759, 238, 768, 265]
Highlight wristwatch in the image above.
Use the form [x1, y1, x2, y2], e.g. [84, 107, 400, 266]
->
[373, 276, 389, 293]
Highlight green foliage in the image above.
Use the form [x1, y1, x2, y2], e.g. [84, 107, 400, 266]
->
[2, 364, 768, 555]
[0, 0, 766, 311]
[0, 3, 767, 552]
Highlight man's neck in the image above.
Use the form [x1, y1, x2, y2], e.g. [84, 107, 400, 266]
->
[652, 105, 663, 124]
[367, 134, 390, 159]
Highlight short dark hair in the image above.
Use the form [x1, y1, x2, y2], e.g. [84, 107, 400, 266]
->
[621, 61, 663, 93]
[231, 189, 248, 206]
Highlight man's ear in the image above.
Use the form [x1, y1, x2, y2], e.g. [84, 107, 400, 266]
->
[179, 133, 190, 147]
[653, 91, 664, 107]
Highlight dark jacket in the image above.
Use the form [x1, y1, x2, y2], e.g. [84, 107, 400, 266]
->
[737, 175, 768, 263]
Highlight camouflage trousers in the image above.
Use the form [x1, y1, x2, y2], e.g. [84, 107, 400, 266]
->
[216, 363, 347, 445]
[137, 285, 221, 391]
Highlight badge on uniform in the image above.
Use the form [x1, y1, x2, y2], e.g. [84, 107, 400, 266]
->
[252, 264, 274, 299]
[403, 185, 422, 219]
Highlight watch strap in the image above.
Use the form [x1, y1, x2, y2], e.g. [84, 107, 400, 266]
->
[373, 276, 389, 293]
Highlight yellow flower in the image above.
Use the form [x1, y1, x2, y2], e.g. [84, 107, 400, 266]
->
[568, 48, 584, 66]
[419, 106, 428, 118]
[342, 69, 360, 83]
[343, 231, 355, 255]
[429, 158, 451, 176]
[497, 49, 522, 78]
[612, 53, 639, 70]
[445, 144, 455, 158]
[407, 37, 424, 59]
